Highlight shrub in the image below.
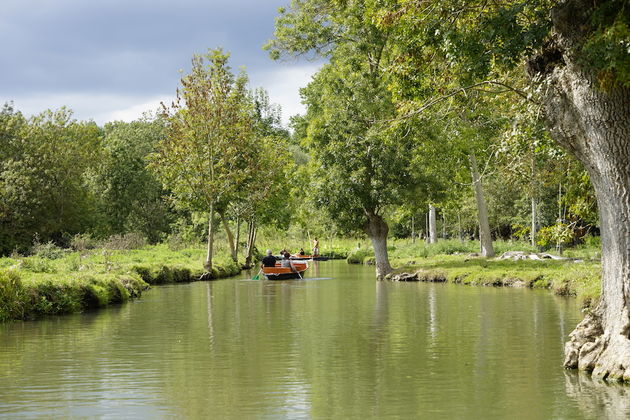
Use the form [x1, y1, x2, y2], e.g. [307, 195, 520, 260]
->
[103, 233, 147, 250]
[32, 241, 66, 260]
[0, 270, 25, 321]
[21, 257, 57, 273]
[347, 248, 374, 264]
[70, 233, 100, 252]
[29, 279, 84, 315]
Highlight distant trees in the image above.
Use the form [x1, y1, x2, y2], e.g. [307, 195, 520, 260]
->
[0, 104, 177, 254]
[0, 106, 102, 254]
[93, 118, 172, 243]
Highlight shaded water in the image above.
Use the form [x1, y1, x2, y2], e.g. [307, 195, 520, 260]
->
[1, 261, 628, 419]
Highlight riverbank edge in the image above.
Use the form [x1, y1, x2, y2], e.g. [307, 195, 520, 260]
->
[348, 255, 600, 307]
[0, 261, 242, 322]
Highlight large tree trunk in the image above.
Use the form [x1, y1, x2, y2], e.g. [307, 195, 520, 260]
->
[469, 153, 495, 257]
[528, 0, 630, 382]
[364, 211, 393, 279]
[219, 211, 238, 263]
[205, 204, 215, 271]
[428, 204, 437, 244]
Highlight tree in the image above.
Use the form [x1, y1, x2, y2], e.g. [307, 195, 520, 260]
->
[268, 0, 443, 278]
[0, 106, 101, 253]
[91, 117, 172, 243]
[530, 0, 630, 380]
[150, 49, 253, 270]
[378, 0, 630, 380]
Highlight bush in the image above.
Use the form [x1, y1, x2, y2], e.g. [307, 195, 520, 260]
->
[347, 248, 374, 264]
[70, 233, 100, 252]
[21, 257, 57, 273]
[103, 232, 147, 250]
[32, 241, 66, 259]
[0, 270, 25, 321]
[29, 279, 84, 316]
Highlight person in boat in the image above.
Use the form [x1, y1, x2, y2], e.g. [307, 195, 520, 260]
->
[299, 248, 305, 256]
[312, 238, 319, 256]
[261, 249, 277, 268]
[281, 252, 293, 269]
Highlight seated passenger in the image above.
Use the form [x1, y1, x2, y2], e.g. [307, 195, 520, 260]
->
[299, 248, 305, 256]
[261, 249, 277, 268]
[281, 253, 292, 268]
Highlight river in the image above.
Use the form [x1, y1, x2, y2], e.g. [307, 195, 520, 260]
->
[1, 261, 628, 419]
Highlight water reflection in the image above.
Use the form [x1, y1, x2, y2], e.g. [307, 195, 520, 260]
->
[564, 371, 630, 419]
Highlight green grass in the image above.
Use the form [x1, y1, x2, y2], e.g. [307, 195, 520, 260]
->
[0, 244, 242, 321]
[0, 237, 603, 321]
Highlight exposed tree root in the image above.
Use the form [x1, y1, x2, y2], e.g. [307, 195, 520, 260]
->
[565, 308, 630, 383]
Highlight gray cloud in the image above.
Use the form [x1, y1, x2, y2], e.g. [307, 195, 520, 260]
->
[1, 0, 315, 123]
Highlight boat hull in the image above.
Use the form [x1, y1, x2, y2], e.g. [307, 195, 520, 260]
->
[262, 262, 308, 280]
[289, 255, 329, 261]
[263, 271, 305, 280]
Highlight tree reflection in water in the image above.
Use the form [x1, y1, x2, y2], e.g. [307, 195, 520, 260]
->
[564, 371, 630, 419]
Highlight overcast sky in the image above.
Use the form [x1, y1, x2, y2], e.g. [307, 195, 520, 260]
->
[1, 0, 320, 126]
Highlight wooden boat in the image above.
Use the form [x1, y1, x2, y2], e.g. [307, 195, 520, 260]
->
[289, 254, 329, 261]
[262, 261, 308, 280]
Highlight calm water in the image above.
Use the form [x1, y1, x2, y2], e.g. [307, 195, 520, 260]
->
[1, 261, 628, 419]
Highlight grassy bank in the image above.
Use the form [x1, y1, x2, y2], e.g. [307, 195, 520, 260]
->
[348, 239, 601, 306]
[0, 244, 241, 322]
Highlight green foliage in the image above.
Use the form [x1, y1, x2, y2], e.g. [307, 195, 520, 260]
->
[269, 1, 443, 238]
[151, 48, 254, 213]
[537, 223, 574, 248]
[0, 106, 102, 254]
[32, 241, 66, 259]
[92, 117, 173, 242]
[102, 232, 147, 250]
[581, 1, 630, 89]
[0, 243, 246, 321]
[347, 248, 374, 264]
[0, 270, 25, 321]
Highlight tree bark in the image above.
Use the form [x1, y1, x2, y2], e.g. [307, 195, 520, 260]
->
[205, 204, 215, 271]
[528, 0, 630, 382]
[531, 197, 537, 247]
[428, 204, 437, 244]
[411, 215, 416, 244]
[219, 211, 238, 263]
[364, 211, 393, 279]
[469, 153, 495, 257]
[557, 183, 564, 255]
[244, 218, 257, 268]
[235, 216, 241, 259]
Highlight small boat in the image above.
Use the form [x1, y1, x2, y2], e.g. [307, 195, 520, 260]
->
[289, 254, 329, 261]
[262, 261, 308, 280]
